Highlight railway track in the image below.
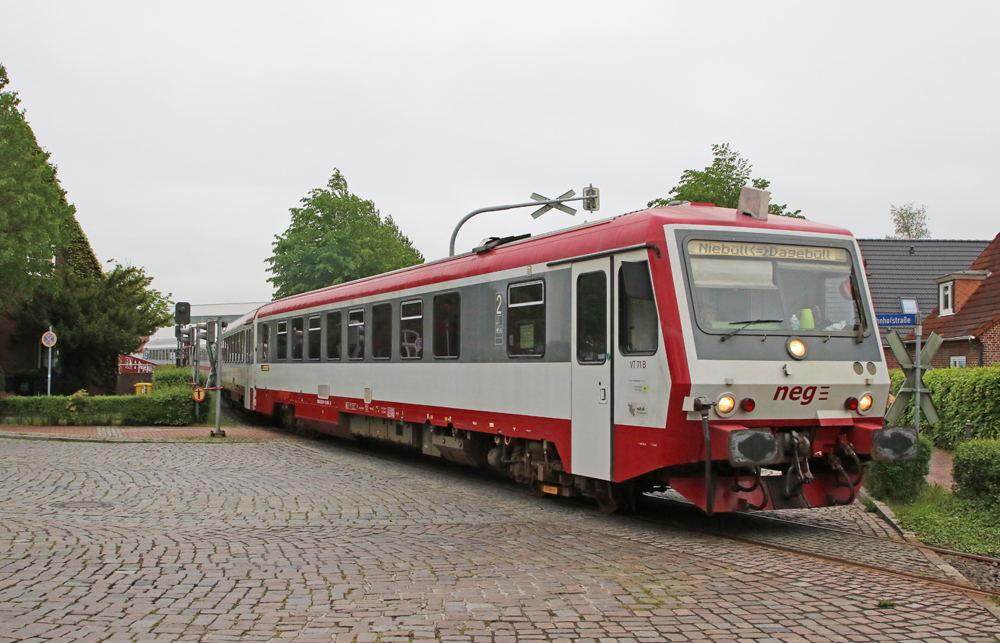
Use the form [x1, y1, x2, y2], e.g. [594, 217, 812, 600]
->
[289, 432, 1000, 603]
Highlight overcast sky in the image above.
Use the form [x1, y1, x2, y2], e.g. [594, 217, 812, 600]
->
[4, 1, 999, 304]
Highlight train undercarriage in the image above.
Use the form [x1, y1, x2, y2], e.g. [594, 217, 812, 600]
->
[264, 403, 900, 515]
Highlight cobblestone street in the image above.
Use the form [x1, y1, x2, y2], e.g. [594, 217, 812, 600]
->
[1, 437, 998, 642]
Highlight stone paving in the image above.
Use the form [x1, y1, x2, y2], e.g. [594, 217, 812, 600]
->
[0, 437, 998, 642]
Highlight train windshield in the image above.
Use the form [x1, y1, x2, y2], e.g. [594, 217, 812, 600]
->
[686, 239, 864, 336]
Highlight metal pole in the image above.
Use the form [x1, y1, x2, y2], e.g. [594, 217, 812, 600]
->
[214, 317, 223, 437]
[46, 325, 52, 396]
[194, 333, 200, 422]
[448, 195, 591, 256]
[915, 316, 921, 436]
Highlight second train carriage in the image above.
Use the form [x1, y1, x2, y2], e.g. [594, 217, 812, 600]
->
[221, 194, 917, 513]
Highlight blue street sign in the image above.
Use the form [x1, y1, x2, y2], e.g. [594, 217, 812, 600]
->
[41, 330, 57, 347]
[876, 313, 916, 327]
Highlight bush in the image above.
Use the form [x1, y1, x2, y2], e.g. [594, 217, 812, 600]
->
[0, 387, 194, 426]
[889, 364, 1000, 449]
[152, 365, 205, 389]
[866, 435, 933, 504]
[952, 439, 1000, 511]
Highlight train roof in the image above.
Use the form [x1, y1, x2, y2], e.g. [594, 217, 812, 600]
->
[237, 205, 856, 323]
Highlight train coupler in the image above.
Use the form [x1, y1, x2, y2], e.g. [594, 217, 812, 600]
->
[826, 439, 863, 506]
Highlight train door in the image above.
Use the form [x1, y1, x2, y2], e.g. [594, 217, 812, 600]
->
[570, 257, 613, 481]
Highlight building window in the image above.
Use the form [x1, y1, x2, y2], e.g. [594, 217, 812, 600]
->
[433, 293, 461, 359]
[276, 321, 288, 360]
[372, 303, 392, 360]
[348, 309, 365, 360]
[950, 355, 966, 368]
[400, 300, 423, 359]
[940, 282, 954, 316]
[307, 316, 321, 360]
[619, 261, 658, 355]
[326, 312, 342, 360]
[508, 281, 545, 357]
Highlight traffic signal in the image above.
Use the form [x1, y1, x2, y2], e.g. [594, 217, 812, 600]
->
[195, 323, 208, 342]
[178, 327, 192, 345]
[582, 185, 600, 212]
[206, 321, 218, 343]
[175, 302, 191, 325]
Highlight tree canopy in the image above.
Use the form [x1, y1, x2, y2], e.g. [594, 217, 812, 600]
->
[266, 169, 424, 299]
[886, 202, 931, 239]
[647, 143, 804, 219]
[16, 263, 172, 392]
[0, 63, 76, 308]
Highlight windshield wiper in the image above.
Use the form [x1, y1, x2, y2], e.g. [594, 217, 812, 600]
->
[721, 319, 783, 341]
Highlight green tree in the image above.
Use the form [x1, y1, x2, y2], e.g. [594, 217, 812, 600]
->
[886, 202, 930, 239]
[0, 63, 75, 309]
[16, 263, 172, 392]
[648, 143, 804, 218]
[266, 169, 424, 299]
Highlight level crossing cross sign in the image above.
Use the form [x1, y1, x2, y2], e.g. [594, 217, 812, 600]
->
[884, 330, 941, 426]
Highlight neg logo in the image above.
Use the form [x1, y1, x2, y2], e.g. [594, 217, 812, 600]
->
[773, 385, 830, 405]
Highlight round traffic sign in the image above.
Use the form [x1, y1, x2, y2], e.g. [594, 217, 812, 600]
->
[192, 387, 206, 402]
[41, 331, 57, 348]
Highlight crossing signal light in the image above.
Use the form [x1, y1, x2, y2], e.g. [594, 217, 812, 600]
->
[583, 185, 600, 212]
[175, 302, 191, 325]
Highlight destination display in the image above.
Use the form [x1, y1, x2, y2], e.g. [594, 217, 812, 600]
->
[688, 240, 848, 263]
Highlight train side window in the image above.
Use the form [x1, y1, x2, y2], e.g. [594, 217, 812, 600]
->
[291, 317, 304, 360]
[433, 293, 460, 359]
[326, 311, 342, 360]
[507, 281, 545, 358]
[307, 316, 321, 360]
[619, 261, 658, 355]
[400, 299, 423, 359]
[576, 272, 607, 364]
[348, 309, 365, 360]
[260, 323, 269, 362]
[276, 321, 288, 360]
[372, 303, 392, 360]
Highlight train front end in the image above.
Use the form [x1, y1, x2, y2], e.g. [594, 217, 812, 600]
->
[659, 217, 914, 513]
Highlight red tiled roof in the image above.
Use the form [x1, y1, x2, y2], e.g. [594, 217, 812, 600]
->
[918, 230, 1000, 338]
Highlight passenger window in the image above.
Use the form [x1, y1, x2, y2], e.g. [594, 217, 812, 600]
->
[400, 300, 423, 359]
[326, 312, 342, 360]
[372, 303, 392, 360]
[291, 317, 304, 360]
[508, 281, 545, 357]
[577, 272, 607, 364]
[307, 316, 321, 360]
[277, 321, 287, 360]
[348, 309, 365, 360]
[260, 323, 269, 363]
[433, 293, 460, 359]
[619, 261, 658, 355]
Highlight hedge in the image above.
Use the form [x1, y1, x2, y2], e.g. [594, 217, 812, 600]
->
[952, 439, 1000, 511]
[152, 365, 206, 388]
[866, 435, 933, 504]
[0, 387, 194, 426]
[889, 364, 1000, 449]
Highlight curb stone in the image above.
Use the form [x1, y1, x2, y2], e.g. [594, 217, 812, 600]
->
[860, 488, 1000, 619]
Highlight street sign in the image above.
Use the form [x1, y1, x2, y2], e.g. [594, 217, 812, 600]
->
[192, 387, 206, 402]
[876, 313, 916, 327]
[884, 329, 941, 426]
[41, 331, 57, 348]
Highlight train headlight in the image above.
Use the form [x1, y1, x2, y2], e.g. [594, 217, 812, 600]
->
[786, 337, 807, 360]
[716, 394, 736, 416]
[858, 393, 874, 414]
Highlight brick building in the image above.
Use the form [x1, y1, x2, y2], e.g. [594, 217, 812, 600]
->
[856, 238, 990, 369]
[908, 230, 1000, 368]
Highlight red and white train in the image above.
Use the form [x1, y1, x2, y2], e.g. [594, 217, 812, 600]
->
[220, 189, 916, 513]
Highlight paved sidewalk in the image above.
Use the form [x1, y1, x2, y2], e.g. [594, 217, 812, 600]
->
[928, 447, 955, 489]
